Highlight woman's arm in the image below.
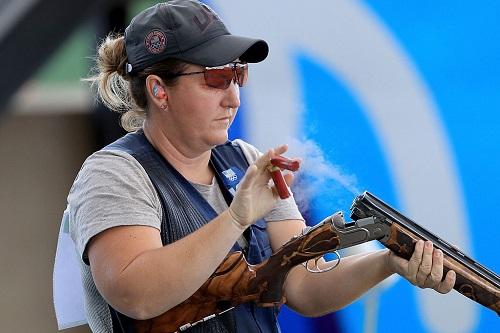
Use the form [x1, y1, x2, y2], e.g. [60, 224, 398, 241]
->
[87, 210, 244, 320]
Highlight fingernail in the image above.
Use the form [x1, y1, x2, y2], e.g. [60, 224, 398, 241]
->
[426, 241, 432, 248]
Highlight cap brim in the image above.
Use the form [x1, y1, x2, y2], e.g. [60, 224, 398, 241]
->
[179, 34, 269, 67]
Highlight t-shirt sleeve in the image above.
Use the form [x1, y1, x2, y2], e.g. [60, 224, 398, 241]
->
[67, 149, 162, 264]
[233, 139, 304, 222]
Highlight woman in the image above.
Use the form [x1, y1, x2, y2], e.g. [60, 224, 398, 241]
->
[68, 1, 456, 332]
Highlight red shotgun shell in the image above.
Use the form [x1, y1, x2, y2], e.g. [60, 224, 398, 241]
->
[270, 156, 300, 172]
[269, 166, 291, 199]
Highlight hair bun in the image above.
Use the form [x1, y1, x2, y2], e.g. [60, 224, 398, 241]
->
[97, 34, 128, 77]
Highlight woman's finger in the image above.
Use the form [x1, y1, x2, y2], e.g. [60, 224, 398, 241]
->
[272, 144, 288, 157]
[258, 145, 288, 167]
[407, 240, 424, 284]
[436, 270, 456, 294]
[424, 249, 444, 288]
[416, 241, 434, 286]
[254, 149, 274, 170]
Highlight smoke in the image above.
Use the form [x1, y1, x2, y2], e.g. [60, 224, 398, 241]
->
[286, 137, 361, 214]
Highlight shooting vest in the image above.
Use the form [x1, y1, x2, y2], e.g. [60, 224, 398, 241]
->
[106, 131, 280, 333]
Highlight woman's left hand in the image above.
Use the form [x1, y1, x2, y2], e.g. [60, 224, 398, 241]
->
[386, 240, 456, 293]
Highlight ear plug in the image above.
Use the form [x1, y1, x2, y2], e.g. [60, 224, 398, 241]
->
[153, 83, 165, 98]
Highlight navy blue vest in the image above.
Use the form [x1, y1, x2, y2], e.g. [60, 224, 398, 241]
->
[106, 131, 280, 333]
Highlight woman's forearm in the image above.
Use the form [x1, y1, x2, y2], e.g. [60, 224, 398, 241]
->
[285, 249, 393, 317]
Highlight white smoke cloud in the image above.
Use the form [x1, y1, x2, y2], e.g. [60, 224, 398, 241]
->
[285, 137, 361, 214]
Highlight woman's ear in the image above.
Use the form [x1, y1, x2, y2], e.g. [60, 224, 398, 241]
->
[146, 75, 168, 110]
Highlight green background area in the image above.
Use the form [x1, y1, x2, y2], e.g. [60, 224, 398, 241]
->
[35, 0, 159, 85]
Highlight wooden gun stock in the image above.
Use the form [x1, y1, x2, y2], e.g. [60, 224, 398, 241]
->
[133, 216, 342, 333]
[350, 191, 500, 315]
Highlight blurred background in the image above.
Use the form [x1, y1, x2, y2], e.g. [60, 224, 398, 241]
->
[0, 0, 498, 332]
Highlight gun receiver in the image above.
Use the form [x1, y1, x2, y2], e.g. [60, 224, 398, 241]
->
[350, 191, 500, 315]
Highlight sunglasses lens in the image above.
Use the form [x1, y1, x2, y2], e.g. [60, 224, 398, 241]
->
[204, 64, 248, 89]
[235, 65, 248, 87]
[204, 68, 233, 89]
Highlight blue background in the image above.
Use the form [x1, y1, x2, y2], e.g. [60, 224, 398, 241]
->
[228, 1, 499, 332]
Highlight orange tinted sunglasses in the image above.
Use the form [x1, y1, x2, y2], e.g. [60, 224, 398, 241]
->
[170, 62, 248, 89]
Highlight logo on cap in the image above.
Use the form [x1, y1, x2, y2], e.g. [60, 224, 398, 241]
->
[145, 30, 167, 54]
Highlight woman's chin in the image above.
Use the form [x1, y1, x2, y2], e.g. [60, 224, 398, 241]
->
[216, 132, 229, 144]
[206, 132, 229, 147]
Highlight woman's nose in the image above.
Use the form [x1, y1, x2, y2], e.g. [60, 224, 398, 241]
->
[222, 81, 240, 109]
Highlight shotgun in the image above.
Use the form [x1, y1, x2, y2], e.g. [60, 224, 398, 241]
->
[133, 192, 499, 332]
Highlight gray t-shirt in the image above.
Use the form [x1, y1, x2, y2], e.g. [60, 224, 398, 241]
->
[68, 139, 303, 332]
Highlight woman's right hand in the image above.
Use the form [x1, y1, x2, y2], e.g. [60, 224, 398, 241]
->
[228, 144, 292, 229]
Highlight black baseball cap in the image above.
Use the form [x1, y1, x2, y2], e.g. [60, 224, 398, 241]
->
[124, 0, 269, 75]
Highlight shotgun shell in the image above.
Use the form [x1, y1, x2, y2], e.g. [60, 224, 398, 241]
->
[269, 166, 291, 199]
[270, 155, 301, 171]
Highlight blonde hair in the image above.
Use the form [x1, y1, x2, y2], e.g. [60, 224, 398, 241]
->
[85, 34, 188, 132]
